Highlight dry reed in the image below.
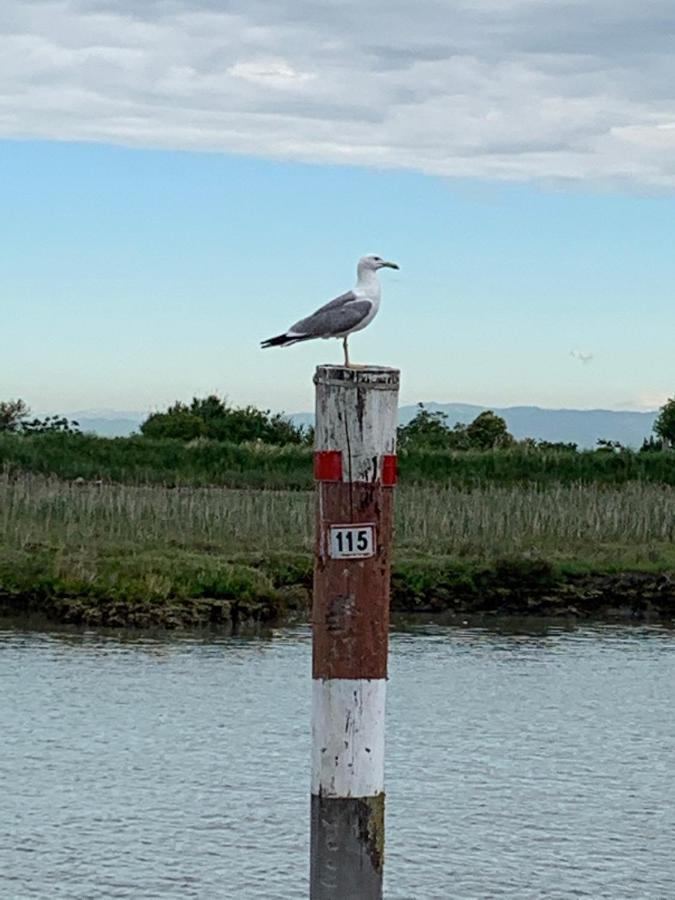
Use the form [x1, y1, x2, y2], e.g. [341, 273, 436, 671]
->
[2, 472, 673, 564]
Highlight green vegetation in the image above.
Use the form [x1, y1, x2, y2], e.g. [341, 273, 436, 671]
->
[0, 472, 673, 626]
[3, 473, 673, 563]
[140, 394, 311, 445]
[1, 431, 674, 488]
[398, 404, 514, 450]
[1, 394, 673, 626]
[0, 399, 80, 436]
[1, 395, 672, 490]
[0, 432, 312, 489]
[654, 397, 675, 448]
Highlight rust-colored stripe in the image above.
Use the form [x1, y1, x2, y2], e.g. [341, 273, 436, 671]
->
[314, 450, 343, 482]
[312, 483, 392, 680]
[381, 454, 397, 486]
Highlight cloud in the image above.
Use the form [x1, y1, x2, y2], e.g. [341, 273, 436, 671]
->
[614, 391, 669, 412]
[227, 60, 315, 89]
[3, 0, 675, 186]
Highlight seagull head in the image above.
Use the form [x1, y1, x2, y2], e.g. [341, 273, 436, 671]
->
[358, 254, 399, 273]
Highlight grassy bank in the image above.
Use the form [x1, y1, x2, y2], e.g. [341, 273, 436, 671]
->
[2, 431, 675, 488]
[1, 473, 673, 626]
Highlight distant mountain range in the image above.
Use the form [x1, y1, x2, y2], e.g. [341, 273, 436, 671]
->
[54, 410, 145, 438]
[64, 403, 659, 448]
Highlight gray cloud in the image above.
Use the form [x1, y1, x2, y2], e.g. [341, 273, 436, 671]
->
[3, 0, 675, 186]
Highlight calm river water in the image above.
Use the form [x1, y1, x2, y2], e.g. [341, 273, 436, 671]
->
[1, 620, 674, 899]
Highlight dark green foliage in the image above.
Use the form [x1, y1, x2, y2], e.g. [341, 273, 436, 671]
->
[0, 400, 30, 432]
[0, 549, 276, 606]
[140, 394, 309, 445]
[654, 397, 675, 448]
[641, 436, 664, 453]
[596, 439, 626, 452]
[0, 431, 312, 488]
[0, 399, 80, 435]
[258, 555, 313, 588]
[391, 560, 477, 611]
[521, 438, 579, 452]
[141, 409, 207, 441]
[3, 546, 673, 626]
[0, 548, 283, 628]
[1, 431, 675, 487]
[398, 404, 513, 451]
[21, 415, 81, 435]
[390, 558, 556, 612]
[465, 410, 513, 449]
[398, 445, 675, 487]
[397, 404, 466, 450]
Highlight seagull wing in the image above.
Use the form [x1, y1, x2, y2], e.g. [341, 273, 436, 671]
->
[261, 291, 372, 348]
[290, 292, 371, 338]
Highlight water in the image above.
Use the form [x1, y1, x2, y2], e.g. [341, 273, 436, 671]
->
[1, 621, 674, 899]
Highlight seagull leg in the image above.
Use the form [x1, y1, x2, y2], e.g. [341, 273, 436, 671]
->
[342, 335, 366, 369]
[343, 336, 350, 367]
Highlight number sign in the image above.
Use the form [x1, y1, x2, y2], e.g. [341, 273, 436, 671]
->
[329, 524, 376, 559]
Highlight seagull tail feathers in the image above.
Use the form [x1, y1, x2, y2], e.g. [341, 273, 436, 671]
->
[261, 332, 310, 349]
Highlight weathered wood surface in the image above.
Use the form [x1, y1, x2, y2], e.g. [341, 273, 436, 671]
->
[311, 364, 399, 900]
[313, 483, 393, 680]
[310, 794, 385, 899]
[311, 678, 386, 798]
[313, 365, 399, 484]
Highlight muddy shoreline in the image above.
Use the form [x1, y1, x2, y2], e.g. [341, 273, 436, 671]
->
[1, 563, 673, 629]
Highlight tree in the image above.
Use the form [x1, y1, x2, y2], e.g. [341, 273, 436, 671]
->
[596, 438, 626, 453]
[22, 415, 81, 435]
[141, 405, 207, 441]
[654, 397, 675, 448]
[0, 399, 30, 432]
[140, 395, 309, 445]
[397, 404, 473, 450]
[465, 411, 513, 450]
[532, 439, 578, 452]
[640, 436, 664, 453]
[0, 400, 80, 435]
[397, 404, 454, 450]
[398, 405, 516, 452]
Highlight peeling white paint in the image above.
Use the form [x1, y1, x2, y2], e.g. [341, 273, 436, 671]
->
[314, 367, 399, 483]
[311, 678, 386, 798]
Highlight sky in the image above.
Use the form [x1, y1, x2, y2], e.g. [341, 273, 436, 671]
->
[2, 0, 674, 415]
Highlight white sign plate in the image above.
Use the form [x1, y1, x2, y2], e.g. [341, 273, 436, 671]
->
[329, 524, 376, 559]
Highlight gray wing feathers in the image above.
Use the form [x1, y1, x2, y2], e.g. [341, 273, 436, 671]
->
[313, 289, 358, 314]
[290, 292, 371, 337]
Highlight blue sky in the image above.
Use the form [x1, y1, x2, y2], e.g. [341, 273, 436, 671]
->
[3, 0, 675, 416]
[2, 138, 673, 415]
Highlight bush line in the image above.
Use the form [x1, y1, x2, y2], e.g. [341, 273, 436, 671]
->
[2, 431, 675, 487]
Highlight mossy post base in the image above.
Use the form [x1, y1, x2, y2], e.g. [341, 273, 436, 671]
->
[310, 794, 385, 897]
[310, 365, 399, 899]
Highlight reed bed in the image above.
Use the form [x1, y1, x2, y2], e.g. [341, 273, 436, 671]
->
[2, 472, 673, 564]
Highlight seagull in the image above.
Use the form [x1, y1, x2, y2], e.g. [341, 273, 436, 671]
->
[261, 255, 399, 367]
[570, 349, 594, 364]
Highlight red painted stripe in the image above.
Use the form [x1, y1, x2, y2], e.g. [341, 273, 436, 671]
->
[314, 450, 343, 482]
[381, 455, 397, 486]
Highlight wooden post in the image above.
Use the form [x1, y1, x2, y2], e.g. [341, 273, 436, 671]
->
[310, 364, 400, 900]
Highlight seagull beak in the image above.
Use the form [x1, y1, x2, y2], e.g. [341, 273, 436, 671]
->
[381, 261, 399, 269]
